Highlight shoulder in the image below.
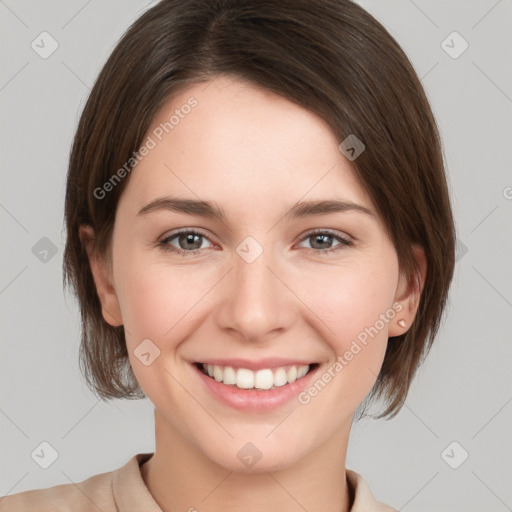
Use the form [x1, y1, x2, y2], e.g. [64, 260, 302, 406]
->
[0, 453, 156, 512]
[346, 469, 397, 512]
[0, 467, 115, 512]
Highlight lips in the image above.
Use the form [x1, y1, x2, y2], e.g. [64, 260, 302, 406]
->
[191, 360, 320, 412]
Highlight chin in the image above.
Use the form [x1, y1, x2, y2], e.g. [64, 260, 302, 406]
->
[199, 432, 309, 474]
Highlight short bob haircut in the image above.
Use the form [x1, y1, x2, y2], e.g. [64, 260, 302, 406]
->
[63, 0, 455, 419]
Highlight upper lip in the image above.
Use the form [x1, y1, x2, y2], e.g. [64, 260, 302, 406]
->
[194, 358, 317, 371]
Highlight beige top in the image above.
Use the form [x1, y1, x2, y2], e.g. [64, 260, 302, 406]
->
[0, 453, 396, 511]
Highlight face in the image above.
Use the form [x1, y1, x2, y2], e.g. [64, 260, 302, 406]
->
[84, 75, 421, 473]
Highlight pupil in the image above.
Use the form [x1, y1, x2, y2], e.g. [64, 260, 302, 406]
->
[313, 234, 331, 249]
[181, 233, 201, 250]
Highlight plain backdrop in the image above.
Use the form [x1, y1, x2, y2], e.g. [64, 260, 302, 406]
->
[1, 1, 511, 510]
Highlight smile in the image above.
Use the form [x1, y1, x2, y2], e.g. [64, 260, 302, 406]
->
[194, 362, 318, 391]
[191, 357, 321, 411]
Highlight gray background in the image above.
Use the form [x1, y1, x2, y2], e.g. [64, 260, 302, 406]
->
[1, 1, 511, 510]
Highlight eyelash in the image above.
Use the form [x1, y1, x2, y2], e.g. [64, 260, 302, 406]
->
[157, 228, 353, 258]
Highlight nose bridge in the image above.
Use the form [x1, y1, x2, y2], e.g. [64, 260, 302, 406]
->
[216, 234, 297, 342]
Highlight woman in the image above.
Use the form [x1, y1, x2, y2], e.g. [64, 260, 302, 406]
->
[0, 0, 455, 510]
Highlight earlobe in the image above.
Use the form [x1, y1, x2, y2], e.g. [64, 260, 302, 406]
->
[389, 244, 427, 337]
[78, 225, 123, 327]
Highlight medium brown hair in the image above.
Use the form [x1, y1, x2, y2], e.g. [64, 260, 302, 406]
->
[63, 0, 455, 418]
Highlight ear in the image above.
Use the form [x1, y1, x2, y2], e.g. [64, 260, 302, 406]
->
[388, 244, 427, 337]
[78, 225, 123, 327]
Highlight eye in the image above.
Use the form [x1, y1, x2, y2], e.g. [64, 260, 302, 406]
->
[158, 229, 214, 257]
[157, 228, 352, 257]
[297, 229, 352, 256]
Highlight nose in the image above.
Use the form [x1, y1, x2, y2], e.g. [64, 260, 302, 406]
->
[214, 240, 299, 344]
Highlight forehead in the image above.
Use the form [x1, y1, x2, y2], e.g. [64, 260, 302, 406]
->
[118, 76, 374, 218]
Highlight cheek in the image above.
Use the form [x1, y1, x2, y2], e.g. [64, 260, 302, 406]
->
[115, 242, 398, 349]
[298, 255, 399, 403]
[113, 246, 217, 347]
[304, 257, 399, 344]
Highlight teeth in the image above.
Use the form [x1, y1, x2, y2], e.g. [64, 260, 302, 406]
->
[223, 366, 236, 385]
[213, 365, 223, 382]
[201, 363, 311, 390]
[274, 368, 288, 387]
[236, 368, 254, 389]
[254, 369, 273, 390]
[287, 366, 297, 382]
[297, 365, 309, 379]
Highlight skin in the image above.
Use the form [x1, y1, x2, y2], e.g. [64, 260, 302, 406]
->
[80, 75, 426, 512]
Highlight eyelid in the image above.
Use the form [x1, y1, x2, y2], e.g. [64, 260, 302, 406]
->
[298, 227, 353, 243]
[159, 227, 217, 248]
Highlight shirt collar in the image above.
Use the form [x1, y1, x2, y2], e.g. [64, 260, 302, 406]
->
[112, 453, 394, 512]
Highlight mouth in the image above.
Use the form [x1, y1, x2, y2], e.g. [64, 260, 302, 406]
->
[193, 362, 319, 391]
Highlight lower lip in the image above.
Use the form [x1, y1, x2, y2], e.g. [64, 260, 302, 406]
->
[191, 363, 319, 412]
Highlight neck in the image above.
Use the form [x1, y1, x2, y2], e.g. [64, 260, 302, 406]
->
[141, 409, 352, 512]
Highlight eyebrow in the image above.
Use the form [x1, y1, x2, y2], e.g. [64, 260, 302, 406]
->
[136, 196, 374, 221]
